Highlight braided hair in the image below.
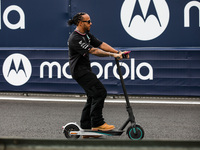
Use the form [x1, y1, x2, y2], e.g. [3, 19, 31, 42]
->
[68, 12, 87, 26]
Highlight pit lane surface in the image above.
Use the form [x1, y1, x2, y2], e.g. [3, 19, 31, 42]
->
[0, 98, 199, 140]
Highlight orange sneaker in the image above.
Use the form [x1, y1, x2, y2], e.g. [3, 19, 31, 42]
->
[92, 123, 115, 131]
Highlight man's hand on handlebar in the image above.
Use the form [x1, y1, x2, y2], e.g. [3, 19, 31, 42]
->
[113, 51, 130, 60]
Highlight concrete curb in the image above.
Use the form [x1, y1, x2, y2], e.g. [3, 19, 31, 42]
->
[0, 138, 200, 150]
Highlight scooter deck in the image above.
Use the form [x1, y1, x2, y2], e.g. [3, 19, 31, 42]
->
[86, 130, 124, 136]
[70, 130, 124, 136]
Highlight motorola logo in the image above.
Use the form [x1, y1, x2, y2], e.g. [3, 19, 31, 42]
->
[120, 0, 170, 41]
[2, 54, 32, 86]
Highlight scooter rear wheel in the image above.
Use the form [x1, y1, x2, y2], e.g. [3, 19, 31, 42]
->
[127, 125, 144, 140]
[63, 124, 80, 139]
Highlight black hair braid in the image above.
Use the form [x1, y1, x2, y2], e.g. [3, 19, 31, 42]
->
[68, 12, 87, 26]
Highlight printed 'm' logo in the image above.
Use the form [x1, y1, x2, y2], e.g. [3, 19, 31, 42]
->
[120, 0, 170, 41]
[2, 53, 32, 86]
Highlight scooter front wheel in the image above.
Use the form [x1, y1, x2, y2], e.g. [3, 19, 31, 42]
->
[126, 125, 144, 140]
[63, 124, 80, 139]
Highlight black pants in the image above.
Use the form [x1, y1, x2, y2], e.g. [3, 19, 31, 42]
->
[75, 71, 107, 129]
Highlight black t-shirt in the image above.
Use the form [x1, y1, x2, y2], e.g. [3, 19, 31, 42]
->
[68, 30, 102, 79]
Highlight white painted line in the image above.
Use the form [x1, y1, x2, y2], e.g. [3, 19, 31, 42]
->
[105, 100, 200, 105]
[0, 96, 200, 105]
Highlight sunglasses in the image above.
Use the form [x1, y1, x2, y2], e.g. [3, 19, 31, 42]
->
[81, 20, 91, 24]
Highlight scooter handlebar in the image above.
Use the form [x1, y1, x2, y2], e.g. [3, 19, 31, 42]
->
[122, 51, 131, 59]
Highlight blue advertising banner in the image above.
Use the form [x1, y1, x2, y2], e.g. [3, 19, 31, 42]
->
[0, 0, 199, 47]
[0, 48, 199, 96]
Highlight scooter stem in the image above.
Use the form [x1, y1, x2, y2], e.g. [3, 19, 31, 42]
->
[115, 58, 131, 107]
[115, 58, 136, 128]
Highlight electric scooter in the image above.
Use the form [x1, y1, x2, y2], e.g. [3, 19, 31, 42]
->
[62, 52, 144, 140]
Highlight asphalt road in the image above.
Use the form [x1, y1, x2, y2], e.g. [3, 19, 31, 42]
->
[0, 99, 199, 140]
